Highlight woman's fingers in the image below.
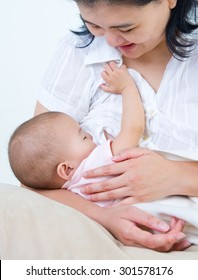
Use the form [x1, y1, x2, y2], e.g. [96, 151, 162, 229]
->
[83, 161, 127, 178]
[171, 240, 191, 251]
[115, 207, 189, 251]
[125, 225, 185, 251]
[113, 147, 150, 161]
[126, 206, 169, 232]
[167, 218, 191, 250]
[87, 187, 135, 203]
[148, 232, 186, 252]
[81, 173, 126, 194]
[83, 148, 150, 178]
[169, 218, 185, 233]
[117, 218, 185, 251]
[123, 210, 189, 251]
[115, 196, 137, 206]
[83, 149, 176, 203]
[105, 205, 187, 252]
[132, 211, 187, 251]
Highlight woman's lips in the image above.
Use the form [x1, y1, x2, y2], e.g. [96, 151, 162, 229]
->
[118, 43, 136, 52]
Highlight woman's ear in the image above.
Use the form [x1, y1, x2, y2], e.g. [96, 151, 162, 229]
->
[168, 0, 177, 9]
[57, 162, 73, 181]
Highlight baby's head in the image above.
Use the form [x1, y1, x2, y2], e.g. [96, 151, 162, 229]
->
[8, 112, 96, 189]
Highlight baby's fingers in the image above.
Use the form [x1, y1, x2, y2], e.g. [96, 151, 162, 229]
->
[101, 70, 110, 81]
[100, 83, 111, 92]
[108, 61, 118, 70]
[104, 63, 115, 74]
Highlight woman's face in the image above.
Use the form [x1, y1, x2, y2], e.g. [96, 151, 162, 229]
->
[78, 0, 175, 59]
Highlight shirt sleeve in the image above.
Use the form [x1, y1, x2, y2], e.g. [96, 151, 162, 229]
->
[37, 32, 95, 122]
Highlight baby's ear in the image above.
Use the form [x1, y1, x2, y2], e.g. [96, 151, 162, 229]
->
[57, 162, 73, 181]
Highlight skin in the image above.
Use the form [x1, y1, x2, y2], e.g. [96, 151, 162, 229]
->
[32, 0, 194, 251]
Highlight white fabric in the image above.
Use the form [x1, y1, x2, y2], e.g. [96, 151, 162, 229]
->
[38, 32, 198, 161]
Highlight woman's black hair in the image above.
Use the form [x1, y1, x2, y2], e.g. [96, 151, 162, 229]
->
[72, 0, 198, 59]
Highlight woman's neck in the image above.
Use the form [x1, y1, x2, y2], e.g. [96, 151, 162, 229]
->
[123, 42, 172, 92]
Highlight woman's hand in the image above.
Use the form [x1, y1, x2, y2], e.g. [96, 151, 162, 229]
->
[100, 205, 190, 252]
[81, 148, 181, 204]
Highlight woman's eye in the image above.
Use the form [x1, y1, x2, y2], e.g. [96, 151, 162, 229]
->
[86, 22, 101, 30]
[120, 28, 133, 33]
[90, 24, 101, 29]
[83, 136, 87, 140]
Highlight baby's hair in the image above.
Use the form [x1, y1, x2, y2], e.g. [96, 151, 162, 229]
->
[73, 0, 198, 59]
[8, 112, 67, 189]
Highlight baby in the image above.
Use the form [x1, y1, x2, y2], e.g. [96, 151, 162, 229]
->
[8, 61, 145, 206]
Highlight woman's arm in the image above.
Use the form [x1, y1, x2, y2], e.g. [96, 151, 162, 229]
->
[35, 186, 188, 251]
[82, 148, 198, 203]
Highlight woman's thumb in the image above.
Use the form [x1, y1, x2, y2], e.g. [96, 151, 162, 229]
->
[112, 148, 149, 162]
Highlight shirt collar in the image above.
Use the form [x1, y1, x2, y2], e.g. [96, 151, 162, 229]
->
[84, 36, 122, 66]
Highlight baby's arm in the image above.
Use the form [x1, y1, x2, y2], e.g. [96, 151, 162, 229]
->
[101, 61, 145, 155]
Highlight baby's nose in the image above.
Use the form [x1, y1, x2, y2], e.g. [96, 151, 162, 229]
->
[86, 133, 93, 140]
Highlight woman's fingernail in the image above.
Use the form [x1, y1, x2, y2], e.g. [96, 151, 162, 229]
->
[175, 233, 186, 241]
[182, 240, 191, 247]
[158, 222, 169, 231]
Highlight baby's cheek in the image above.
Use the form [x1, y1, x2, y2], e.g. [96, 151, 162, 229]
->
[86, 142, 96, 157]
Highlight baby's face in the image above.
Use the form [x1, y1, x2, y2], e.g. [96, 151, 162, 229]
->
[59, 115, 96, 168]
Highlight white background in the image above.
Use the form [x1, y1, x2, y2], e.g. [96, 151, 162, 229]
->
[0, 0, 81, 185]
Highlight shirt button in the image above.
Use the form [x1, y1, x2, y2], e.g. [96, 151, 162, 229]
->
[142, 134, 149, 140]
[148, 109, 157, 119]
[151, 109, 156, 116]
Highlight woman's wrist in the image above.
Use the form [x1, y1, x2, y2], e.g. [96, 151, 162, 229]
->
[172, 160, 198, 196]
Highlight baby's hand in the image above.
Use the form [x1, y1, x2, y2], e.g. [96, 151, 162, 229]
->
[101, 61, 135, 94]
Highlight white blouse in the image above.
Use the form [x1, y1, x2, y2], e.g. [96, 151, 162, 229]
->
[38, 32, 198, 160]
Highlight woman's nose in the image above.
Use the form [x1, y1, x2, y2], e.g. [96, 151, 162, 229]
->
[104, 31, 125, 47]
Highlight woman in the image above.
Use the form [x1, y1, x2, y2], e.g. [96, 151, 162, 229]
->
[34, 0, 198, 251]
